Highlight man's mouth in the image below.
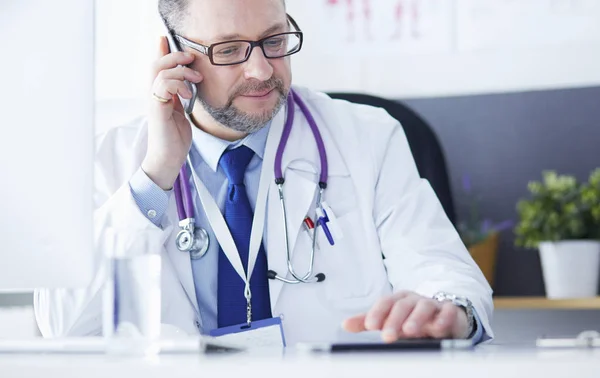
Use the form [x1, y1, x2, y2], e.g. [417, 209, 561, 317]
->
[240, 88, 275, 98]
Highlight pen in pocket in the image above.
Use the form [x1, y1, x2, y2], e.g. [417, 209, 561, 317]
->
[303, 217, 320, 250]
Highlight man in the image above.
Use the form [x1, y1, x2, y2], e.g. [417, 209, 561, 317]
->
[34, 0, 493, 345]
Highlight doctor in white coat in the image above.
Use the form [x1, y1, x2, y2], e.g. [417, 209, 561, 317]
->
[34, 0, 493, 345]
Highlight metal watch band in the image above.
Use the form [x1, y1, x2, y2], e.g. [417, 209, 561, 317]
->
[433, 292, 475, 339]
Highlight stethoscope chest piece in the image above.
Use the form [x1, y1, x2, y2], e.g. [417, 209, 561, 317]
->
[176, 220, 210, 260]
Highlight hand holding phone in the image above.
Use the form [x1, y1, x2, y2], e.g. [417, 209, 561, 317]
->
[142, 35, 203, 191]
[165, 31, 198, 115]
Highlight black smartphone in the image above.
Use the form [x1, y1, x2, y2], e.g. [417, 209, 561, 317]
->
[162, 21, 198, 115]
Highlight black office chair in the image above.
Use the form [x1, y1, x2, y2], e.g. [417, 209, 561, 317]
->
[327, 92, 457, 225]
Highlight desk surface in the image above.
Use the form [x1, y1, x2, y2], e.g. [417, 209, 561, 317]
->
[494, 297, 600, 309]
[1, 344, 600, 378]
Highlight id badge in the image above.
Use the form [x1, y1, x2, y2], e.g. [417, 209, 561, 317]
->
[209, 317, 286, 348]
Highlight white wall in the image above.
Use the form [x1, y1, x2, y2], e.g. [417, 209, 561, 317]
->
[95, 0, 600, 110]
[287, 0, 600, 98]
[95, 0, 162, 102]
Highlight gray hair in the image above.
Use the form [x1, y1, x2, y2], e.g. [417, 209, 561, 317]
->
[158, 0, 189, 34]
[158, 0, 286, 34]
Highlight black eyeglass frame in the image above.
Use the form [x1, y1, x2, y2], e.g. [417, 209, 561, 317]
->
[173, 14, 304, 66]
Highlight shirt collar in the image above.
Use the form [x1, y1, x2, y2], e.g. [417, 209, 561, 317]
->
[190, 121, 271, 172]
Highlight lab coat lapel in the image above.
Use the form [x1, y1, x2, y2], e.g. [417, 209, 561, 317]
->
[164, 196, 200, 316]
[266, 103, 320, 310]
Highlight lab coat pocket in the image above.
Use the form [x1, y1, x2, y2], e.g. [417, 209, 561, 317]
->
[313, 209, 379, 311]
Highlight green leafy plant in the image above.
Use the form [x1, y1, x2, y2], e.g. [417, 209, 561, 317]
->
[515, 168, 600, 249]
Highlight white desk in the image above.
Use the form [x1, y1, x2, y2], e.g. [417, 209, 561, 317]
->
[1, 345, 600, 378]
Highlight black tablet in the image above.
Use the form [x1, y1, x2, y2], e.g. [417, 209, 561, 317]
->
[299, 338, 474, 353]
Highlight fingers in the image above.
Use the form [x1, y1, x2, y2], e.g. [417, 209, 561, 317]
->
[426, 301, 459, 339]
[380, 297, 419, 342]
[151, 59, 202, 107]
[401, 299, 441, 338]
[342, 292, 410, 333]
[151, 36, 202, 95]
[158, 36, 169, 58]
[152, 50, 197, 78]
[153, 79, 192, 102]
[150, 37, 170, 84]
[442, 305, 470, 339]
[342, 314, 367, 333]
[151, 37, 192, 85]
[152, 66, 202, 100]
[343, 292, 468, 343]
[157, 65, 203, 83]
[362, 296, 395, 331]
[154, 66, 202, 94]
[363, 290, 412, 331]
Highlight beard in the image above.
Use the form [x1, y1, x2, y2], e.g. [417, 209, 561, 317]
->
[197, 77, 288, 134]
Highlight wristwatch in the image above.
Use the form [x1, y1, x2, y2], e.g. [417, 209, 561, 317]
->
[432, 292, 476, 339]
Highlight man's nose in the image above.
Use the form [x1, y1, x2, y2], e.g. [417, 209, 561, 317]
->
[243, 46, 274, 82]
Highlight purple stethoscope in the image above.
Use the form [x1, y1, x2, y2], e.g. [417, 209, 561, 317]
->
[173, 89, 330, 284]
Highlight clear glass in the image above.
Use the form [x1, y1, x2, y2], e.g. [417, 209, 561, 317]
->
[210, 32, 302, 65]
[100, 229, 162, 357]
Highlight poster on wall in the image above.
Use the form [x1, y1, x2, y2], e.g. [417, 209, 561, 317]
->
[288, 0, 454, 56]
[456, 0, 600, 51]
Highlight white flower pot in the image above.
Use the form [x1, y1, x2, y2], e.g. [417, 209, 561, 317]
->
[539, 240, 600, 299]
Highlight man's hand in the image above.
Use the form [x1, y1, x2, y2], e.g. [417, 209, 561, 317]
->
[342, 291, 470, 343]
[142, 36, 204, 190]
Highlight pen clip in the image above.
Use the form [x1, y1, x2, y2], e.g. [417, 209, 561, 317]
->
[316, 208, 335, 246]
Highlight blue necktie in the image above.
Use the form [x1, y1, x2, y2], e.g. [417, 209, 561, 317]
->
[217, 145, 272, 328]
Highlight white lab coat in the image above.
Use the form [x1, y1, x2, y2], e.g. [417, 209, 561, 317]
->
[34, 86, 493, 345]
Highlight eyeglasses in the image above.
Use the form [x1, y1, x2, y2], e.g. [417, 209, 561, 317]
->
[174, 14, 304, 66]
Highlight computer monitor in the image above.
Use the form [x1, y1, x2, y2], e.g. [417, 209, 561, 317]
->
[0, 0, 95, 291]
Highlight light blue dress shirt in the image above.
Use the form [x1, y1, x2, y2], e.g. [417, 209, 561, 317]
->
[128, 122, 486, 342]
[130, 122, 270, 333]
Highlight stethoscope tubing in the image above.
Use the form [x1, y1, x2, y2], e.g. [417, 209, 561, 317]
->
[173, 89, 328, 282]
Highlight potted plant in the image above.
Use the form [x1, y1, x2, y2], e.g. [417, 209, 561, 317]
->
[457, 175, 513, 288]
[515, 168, 600, 299]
